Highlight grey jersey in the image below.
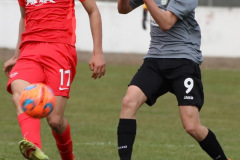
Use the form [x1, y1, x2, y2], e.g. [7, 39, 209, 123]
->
[130, 0, 202, 64]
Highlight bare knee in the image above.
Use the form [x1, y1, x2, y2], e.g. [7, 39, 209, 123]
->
[183, 124, 198, 137]
[120, 86, 146, 119]
[47, 116, 64, 132]
[122, 95, 139, 108]
[47, 96, 68, 132]
[121, 96, 139, 119]
[183, 124, 208, 141]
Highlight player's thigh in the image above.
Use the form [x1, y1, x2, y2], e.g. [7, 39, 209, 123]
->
[179, 105, 201, 128]
[11, 80, 31, 114]
[129, 58, 168, 106]
[123, 85, 147, 109]
[121, 86, 147, 119]
[11, 80, 31, 96]
[47, 96, 67, 119]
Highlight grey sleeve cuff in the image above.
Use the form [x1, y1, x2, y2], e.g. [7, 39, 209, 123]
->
[167, 6, 184, 20]
[166, 0, 198, 20]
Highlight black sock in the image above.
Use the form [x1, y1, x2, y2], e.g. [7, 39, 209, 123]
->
[199, 129, 227, 160]
[117, 119, 136, 160]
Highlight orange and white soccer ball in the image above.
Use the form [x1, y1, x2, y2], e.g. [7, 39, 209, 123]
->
[20, 83, 56, 118]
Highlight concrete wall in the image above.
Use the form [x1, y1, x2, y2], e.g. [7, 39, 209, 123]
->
[0, 1, 240, 57]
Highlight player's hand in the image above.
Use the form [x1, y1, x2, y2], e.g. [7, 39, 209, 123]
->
[3, 57, 18, 77]
[89, 53, 106, 79]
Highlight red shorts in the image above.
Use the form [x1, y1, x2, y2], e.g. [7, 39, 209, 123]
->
[7, 42, 77, 98]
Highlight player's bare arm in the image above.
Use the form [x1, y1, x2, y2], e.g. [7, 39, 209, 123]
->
[4, 6, 25, 76]
[82, 0, 106, 79]
[118, 0, 134, 14]
[143, 0, 178, 31]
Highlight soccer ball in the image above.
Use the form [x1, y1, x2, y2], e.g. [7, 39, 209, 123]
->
[20, 83, 56, 118]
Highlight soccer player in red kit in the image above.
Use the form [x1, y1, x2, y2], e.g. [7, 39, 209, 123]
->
[3, 0, 106, 159]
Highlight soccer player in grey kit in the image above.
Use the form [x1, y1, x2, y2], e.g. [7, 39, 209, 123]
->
[116, 0, 230, 160]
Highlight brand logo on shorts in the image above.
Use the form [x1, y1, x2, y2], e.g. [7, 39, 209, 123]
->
[10, 72, 18, 78]
[184, 96, 194, 100]
[59, 86, 69, 91]
[26, 0, 56, 6]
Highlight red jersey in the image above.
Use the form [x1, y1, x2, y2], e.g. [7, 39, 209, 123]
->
[18, 0, 84, 47]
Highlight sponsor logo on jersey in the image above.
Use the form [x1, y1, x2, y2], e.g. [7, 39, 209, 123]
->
[161, 0, 169, 6]
[26, 0, 56, 6]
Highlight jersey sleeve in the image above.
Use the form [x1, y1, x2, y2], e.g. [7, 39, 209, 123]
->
[18, 0, 25, 7]
[166, 0, 198, 20]
[130, 0, 144, 9]
[79, 0, 85, 2]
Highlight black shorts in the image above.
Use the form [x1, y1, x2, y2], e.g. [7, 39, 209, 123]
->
[129, 58, 204, 110]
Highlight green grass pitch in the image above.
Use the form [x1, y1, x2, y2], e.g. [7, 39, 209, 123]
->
[0, 61, 239, 160]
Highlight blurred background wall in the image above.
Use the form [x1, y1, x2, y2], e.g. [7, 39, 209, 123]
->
[0, 0, 240, 57]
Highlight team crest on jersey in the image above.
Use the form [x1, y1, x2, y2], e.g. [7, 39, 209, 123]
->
[26, 0, 56, 6]
[161, 0, 168, 6]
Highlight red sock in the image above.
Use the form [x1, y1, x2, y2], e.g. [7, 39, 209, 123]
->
[52, 122, 74, 160]
[18, 113, 41, 149]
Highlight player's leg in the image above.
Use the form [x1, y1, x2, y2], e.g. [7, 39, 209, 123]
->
[11, 79, 30, 115]
[118, 85, 147, 160]
[179, 105, 228, 160]
[169, 59, 229, 160]
[120, 86, 147, 119]
[11, 79, 42, 147]
[41, 43, 77, 160]
[6, 45, 50, 159]
[118, 58, 167, 160]
[11, 80, 49, 160]
[46, 96, 74, 160]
